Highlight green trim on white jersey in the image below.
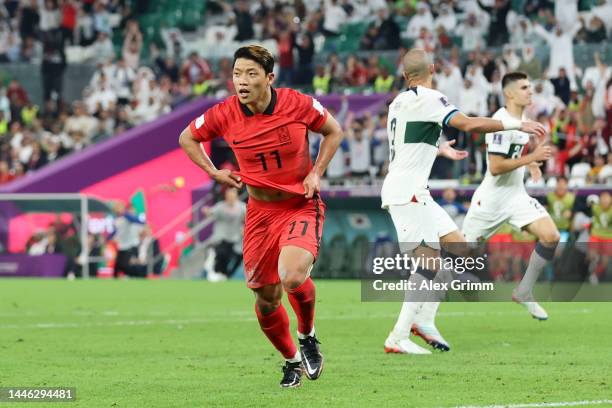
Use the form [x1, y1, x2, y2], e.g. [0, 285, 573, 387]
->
[381, 86, 460, 207]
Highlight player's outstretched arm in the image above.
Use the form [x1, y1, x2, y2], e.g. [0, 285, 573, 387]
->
[447, 112, 547, 139]
[303, 115, 344, 199]
[179, 126, 243, 189]
[488, 140, 552, 176]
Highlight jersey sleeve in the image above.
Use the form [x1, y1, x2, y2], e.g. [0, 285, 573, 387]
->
[486, 131, 512, 156]
[188, 104, 224, 142]
[426, 90, 459, 127]
[295, 92, 329, 132]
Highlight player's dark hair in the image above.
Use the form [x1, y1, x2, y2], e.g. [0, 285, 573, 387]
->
[502, 72, 528, 89]
[233, 45, 274, 74]
[556, 175, 568, 183]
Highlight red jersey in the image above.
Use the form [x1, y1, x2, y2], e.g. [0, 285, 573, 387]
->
[189, 88, 329, 194]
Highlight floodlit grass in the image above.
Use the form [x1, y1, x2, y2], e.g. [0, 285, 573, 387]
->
[1, 280, 611, 407]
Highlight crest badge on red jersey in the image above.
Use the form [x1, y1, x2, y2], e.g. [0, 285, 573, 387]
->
[277, 126, 291, 145]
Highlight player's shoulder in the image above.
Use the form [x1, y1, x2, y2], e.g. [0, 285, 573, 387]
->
[389, 87, 421, 110]
[203, 95, 241, 128]
[276, 87, 307, 102]
[394, 85, 443, 99]
[412, 86, 450, 105]
[420, 87, 456, 113]
[203, 95, 238, 121]
[213, 95, 239, 114]
[276, 87, 319, 105]
[276, 87, 325, 115]
[420, 86, 445, 98]
[491, 107, 509, 120]
[276, 87, 303, 98]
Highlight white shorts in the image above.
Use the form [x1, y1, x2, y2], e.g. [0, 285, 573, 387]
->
[387, 196, 458, 251]
[462, 191, 549, 241]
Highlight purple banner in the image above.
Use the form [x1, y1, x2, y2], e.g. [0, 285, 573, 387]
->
[0, 254, 67, 277]
[317, 93, 392, 118]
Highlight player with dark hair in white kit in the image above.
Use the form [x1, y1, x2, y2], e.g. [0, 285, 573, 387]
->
[462, 72, 560, 321]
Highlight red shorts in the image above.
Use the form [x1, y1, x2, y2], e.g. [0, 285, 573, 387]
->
[242, 195, 325, 289]
[589, 235, 612, 256]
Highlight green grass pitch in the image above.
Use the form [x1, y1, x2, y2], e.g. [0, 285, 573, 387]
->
[1, 280, 611, 407]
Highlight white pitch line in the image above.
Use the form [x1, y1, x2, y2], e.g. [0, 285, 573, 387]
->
[454, 399, 612, 408]
[0, 308, 593, 319]
[0, 309, 593, 330]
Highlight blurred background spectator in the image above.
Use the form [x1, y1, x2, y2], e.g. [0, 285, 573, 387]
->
[202, 187, 246, 282]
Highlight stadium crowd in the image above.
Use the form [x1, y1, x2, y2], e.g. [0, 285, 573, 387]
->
[0, 0, 611, 189]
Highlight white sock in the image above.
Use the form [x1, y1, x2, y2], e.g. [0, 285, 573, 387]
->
[286, 351, 301, 363]
[392, 269, 434, 336]
[415, 301, 440, 326]
[392, 301, 422, 338]
[414, 268, 452, 326]
[516, 248, 549, 298]
[297, 327, 315, 340]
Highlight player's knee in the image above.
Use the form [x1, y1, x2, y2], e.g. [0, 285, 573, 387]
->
[253, 285, 282, 315]
[255, 296, 281, 315]
[541, 230, 560, 246]
[279, 265, 308, 290]
[280, 275, 305, 291]
[278, 259, 310, 290]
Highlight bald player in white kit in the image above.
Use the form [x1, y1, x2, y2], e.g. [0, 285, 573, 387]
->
[381, 49, 547, 355]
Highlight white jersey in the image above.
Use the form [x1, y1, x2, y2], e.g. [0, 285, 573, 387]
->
[381, 86, 459, 207]
[462, 107, 546, 241]
[478, 107, 530, 198]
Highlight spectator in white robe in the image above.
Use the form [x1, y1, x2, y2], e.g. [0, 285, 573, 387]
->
[533, 22, 581, 89]
[435, 63, 463, 105]
[459, 78, 487, 117]
[554, 0, 578, 32]
[433, 3, 456, 33]
[406, 2, 434, 39]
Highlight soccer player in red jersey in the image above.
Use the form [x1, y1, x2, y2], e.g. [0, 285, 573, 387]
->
[179, 45, 343, 388]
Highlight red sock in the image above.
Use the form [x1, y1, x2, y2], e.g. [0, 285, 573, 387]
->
[255, 303, 297, 360]
[287, 277, 316, 336]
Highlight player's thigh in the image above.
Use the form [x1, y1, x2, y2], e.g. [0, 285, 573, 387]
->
[524, 216, 561, 244]
[440, 229, 477, 258]
[510, 196, 559, 243]
[278, 245, 315, 289]
[243, 207, 282, 289]
[388, 202, 440, 251]
[276, 197, 324, 288]
[462, 203, 507, 242]
[278, 197, 325, 260]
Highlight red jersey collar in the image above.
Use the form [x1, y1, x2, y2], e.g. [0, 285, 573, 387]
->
[239, 87, 277, 117]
